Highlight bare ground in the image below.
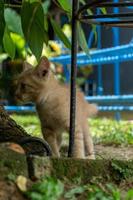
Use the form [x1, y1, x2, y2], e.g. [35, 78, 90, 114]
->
[95, 145, 133, 160]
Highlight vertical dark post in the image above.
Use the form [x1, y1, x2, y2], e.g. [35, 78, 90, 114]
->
[113, 0, 120, 120]
[68, 0, 79, 157]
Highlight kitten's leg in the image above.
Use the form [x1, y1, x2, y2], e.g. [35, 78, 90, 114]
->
[72, 125, 85, 158]
[42, 128, 60, 157]
[83, 121, 95, 159]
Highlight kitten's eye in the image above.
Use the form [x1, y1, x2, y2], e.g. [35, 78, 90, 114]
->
[42, 70, 48, 77]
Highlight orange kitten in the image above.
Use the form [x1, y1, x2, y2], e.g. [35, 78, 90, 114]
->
[15, 57, 97, 158]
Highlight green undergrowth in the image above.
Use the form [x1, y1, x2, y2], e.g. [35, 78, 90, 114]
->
[11, 114, 41, 138]
[11, 114, 133, 146]
[89, 118, 133, 146]
[24, 176, 133, 200]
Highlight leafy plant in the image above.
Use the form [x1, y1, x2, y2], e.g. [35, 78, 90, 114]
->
[1, 0, 102, 61]
[25, 176, 133, 200]
[25, 177, 64, 200]
[64, 186, 85, 199]
[86, 183, 121, 200]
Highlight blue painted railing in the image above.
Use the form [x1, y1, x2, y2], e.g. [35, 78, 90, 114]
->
[50, 43, 133, 66]
[4, 104, 133, 112]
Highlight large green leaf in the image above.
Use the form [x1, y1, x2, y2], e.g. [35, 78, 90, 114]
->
[3, 27, 16, 59]
[57, 0, 71, 13]
[21, 1, 48, 61]
[77, 22, 89, 56]
[4, 8, 23, 37]
[42, 0, 51, 14]
[50, 18, 71, 49]
[0, 0, 5, 45]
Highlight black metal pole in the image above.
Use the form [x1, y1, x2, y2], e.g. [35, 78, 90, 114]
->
[95, 2, 133, 8]
[79, 19, 133, 28]
[80, 12, 133, 20]
[68, 0, 78, 157]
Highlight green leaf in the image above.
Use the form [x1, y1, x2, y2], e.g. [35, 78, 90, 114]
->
[24, 0, 40, 3]
[21, 1, 48, 61]
[65, 186, 85, 199]
[100, 8, 107, 14]
[42, 0, 51, 14]
[44, 16, 48, 32]
[3, 27, 15, 59]
[50, 18, 71, 49]
[80, 0, 93, 15]
[0, 0, 5, 45]
[125, 189, 133, 200]
[4, 8, 23, 37]
[77, 22, 89, 56]
[57, 0, 71, 12]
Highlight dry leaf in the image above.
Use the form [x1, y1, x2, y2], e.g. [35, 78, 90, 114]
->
[16, 175, 28, 192]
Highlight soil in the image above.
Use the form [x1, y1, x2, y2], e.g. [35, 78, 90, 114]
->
[95, 144, 133, 160]
[0, 181, 26, 200]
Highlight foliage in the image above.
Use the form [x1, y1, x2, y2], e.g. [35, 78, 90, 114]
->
[86, 183, 121, 200]
[11, 114, 133, 146]
[0, 0, 5, 45]
[21, 1, 48, 61]
[0, 0, 101, 61]
[11, 114, 41, 137]
[90, 118, 133, 146]
[25, 177, 64, 200]
[23, 175, 133, 200]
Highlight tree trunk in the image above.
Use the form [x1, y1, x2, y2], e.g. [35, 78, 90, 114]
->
[0, 105, 51, 156]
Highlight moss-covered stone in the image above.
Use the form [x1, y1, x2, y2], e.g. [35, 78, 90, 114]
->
[33, 157, 133, 184]
[1, 147, 133, 184]
[0, 147, 28, 179]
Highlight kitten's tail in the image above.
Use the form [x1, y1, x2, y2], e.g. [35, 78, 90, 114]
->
[86, 103, 98, 117]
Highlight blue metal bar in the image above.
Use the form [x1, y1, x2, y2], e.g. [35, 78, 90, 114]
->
[63, 64, 70, 83]
[88, 29, 94, 48]
[113, 1, 120, 95]
[4, 106, 36, 112]
[85, 94, 133, 103]
[50, 43, 133, 66]
[97, 21, 103, 95]
[4, 105, 133, 112]
[99, 106, 133, 111]
[113, 0, 120, 120]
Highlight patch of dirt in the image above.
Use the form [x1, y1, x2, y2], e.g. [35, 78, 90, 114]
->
[0, 181, 26, 200]
[95, 145, 133, 160]
[62, 144, 133, 160]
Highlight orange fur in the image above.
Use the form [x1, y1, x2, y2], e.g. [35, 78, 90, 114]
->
[15, 57, 97, 158]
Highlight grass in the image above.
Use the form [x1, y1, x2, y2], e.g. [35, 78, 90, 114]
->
[11, 114, 41, 138]
[11, 114, 133, 146]
[89, 118, 133, 146]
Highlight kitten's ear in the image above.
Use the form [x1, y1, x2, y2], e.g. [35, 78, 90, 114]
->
[23, 61, 32, 71]
[36, 56, 50, 78]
